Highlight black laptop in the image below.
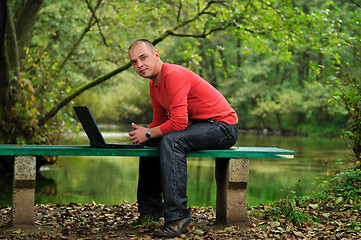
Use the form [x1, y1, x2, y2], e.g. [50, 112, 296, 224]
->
[73, 106, 144, 149]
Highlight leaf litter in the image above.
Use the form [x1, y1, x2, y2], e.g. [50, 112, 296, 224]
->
[0, 198, 360, 239]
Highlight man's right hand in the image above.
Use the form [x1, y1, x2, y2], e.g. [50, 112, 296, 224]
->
[129, 123, 147, 144]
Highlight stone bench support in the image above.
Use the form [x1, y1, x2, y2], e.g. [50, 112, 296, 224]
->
[215, 158, 249, 225]
[10, 156, 249, 226]
[12, 156, 36, 226]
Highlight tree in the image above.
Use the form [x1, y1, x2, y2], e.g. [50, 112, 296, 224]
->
[1, 0, 357, 172]
[0, 0, 44, 143]
[328, 1, 361, 167]
[0, 0, 248, 144]
[1, 0, 272, 172]
[0, 0, 5, 55]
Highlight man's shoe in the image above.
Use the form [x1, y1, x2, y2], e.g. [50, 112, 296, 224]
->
[153, 214, 192, 238]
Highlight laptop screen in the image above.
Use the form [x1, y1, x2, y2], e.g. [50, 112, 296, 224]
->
[73, 106, 107, 145]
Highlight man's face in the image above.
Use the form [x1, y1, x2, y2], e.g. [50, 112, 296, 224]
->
[128, 42, 160, 79]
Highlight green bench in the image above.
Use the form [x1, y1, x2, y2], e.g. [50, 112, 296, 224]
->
[0, 144, 294, 227]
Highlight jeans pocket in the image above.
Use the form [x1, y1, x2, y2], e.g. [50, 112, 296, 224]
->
[216, 122, 238, 148]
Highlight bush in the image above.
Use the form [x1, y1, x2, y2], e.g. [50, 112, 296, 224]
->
[318, 168, 361, 208]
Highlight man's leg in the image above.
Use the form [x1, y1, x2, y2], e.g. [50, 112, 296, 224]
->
[159, 121, 238, 222]
[154, 121, 238, 238]
[137, 156, 163, 219]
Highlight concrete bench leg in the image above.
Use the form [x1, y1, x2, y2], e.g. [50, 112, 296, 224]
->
[12, 156, 36, 226]
[215, 158, 249, 225]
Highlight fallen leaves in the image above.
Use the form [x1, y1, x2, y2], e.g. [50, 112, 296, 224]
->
[0, 199, 360, 239]
[248, 199, 361, 240]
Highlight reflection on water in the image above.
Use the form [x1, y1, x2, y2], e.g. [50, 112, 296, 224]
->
[0, 132, 352, 207]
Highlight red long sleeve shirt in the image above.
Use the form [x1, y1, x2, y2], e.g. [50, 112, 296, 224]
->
[148, 63, 238, 134]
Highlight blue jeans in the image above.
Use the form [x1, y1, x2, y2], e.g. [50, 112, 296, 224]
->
[137, 120, 238, 222]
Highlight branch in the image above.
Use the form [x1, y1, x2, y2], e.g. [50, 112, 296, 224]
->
[349, 0, 361, 8]
[169, 0, 254, 38]
[56, 0, 102, 73]
[153, 0, 225, 45]
[176, 0, 182, 23]
[169, 24, 229, 38]
[38, 61, 131, 126]
[85, 0, 108, 46]
[259, 0, 299, 37]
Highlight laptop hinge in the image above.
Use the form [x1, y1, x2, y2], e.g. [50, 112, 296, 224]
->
[90, 142, 105, 147]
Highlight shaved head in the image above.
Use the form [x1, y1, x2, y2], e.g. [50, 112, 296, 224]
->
[129, 39, 156, 53]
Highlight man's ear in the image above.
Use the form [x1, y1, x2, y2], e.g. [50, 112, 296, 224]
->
[155, 50, 160, 59]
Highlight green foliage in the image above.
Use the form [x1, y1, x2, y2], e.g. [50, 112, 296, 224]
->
[2, 0, 361, 147]
[75, 71, 152, 124]
[228, 78, 347, 134]
[3, 47, 72, 144]
[264, 183, 313, 226]
[324, 2, 361, 163]
[318, 168, 361, 208]
[332, 75, 361, 164]
[328, 55, 361, 163]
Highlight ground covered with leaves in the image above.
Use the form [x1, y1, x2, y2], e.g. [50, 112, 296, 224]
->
[1, 168, 361, 239]
[0, 197, 360, 240]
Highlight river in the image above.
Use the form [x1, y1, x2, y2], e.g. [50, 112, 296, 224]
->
[0, 129, 352, 207]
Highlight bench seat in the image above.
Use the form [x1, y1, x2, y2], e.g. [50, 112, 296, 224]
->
[0, 145, 294, 227]
[0, 145, 294, 158]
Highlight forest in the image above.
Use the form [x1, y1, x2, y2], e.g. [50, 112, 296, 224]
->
[0, 0, 360, 166]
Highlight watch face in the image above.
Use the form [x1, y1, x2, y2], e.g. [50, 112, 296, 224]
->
[146, 129, 151, 138]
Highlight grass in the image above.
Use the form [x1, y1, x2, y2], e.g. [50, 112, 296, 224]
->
[255, 166, 361, 226]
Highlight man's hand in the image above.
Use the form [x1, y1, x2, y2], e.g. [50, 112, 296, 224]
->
[129, 123, 147, 144]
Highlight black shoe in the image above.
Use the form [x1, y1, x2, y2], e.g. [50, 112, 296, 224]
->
[153, 213, 192, 238]
[132, 212, 163, 226]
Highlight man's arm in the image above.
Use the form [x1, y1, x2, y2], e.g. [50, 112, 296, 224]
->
[157, 71, 191, 134]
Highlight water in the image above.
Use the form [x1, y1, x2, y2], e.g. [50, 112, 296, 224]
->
[0, 131, 352, 207]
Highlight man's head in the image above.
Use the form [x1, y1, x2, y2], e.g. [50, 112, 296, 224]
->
[128, 39, 163, 81]
[128, 39, 155, 53]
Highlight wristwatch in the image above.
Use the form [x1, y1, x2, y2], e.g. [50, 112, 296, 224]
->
[145, 128, 151, 139]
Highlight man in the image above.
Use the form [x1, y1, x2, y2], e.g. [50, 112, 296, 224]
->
[128, 39, 238, 238]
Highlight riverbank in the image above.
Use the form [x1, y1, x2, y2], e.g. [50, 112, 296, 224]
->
[1, 197, 360, 239]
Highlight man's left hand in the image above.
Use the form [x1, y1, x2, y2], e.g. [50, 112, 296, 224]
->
[129, 123, 147, 144]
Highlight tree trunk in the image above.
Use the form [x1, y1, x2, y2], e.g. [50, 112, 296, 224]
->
[237, 38, 241, 68]
[0, 0, 5, 55]
[14, 0, 43, 62]
[297, 50, 310, 88]
[209, 51, 218, 88]
[4, 0, 19, 77]
[0, 0, 43, 143]
[0, 0, 10, 132]
[218, 48, 228, 77]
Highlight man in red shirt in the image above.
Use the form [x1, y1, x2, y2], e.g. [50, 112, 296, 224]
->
[128, 39, 238, 238]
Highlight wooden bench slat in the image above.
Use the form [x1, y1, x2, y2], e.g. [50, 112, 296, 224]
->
[0, 145, 294, 159]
